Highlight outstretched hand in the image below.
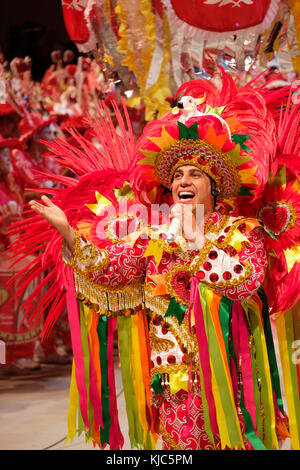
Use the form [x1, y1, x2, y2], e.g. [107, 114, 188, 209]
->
[29, 195, 75, 250]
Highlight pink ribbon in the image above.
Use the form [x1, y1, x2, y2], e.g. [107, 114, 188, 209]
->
[232, 301, 257, 433]
[190, 278, 218, 435]
[66, 275, 89, 430]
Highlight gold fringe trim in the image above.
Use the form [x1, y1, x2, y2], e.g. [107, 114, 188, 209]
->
[144, 288, 170, 315]
[74, 272, 144, 313]
[151, 363, 189, 379]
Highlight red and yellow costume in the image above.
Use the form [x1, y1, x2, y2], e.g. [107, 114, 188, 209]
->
[8, 70, 299, 450]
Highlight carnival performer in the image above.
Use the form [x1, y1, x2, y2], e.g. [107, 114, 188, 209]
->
[0, 137, 44, 374]
[9, 70, 299, 450]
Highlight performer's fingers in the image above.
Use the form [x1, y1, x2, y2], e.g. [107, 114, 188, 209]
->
[41, 195, 54, 206]
[29, 200, 45, 213]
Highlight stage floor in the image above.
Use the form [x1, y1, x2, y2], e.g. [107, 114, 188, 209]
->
[0, 361, 135, 450]
[0, 361, 291, 451]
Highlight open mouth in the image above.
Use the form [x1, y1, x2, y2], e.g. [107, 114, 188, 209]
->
[178, 191, 195, 201]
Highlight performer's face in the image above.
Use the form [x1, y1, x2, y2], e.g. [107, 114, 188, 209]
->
[171, 165, 214, 207]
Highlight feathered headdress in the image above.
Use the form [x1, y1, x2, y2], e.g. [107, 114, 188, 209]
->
[132, 67, 277, 204]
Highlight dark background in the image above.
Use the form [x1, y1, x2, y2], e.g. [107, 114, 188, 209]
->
[0, 0, 78, 80]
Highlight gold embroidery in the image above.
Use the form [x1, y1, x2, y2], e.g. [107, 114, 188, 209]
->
[150, 312, 198, 363]
[166, 264, 192, 306]
[190, 221, 253, 289]
[75, 292, 144, 317]
[201, 262, 252, 289]
[159, 422, 183, 450]
[0, 324, 43, 342]
[212, 217, 244, 249]
[189, 238, 214, 273]
[149, 324, 175, 353]
[204, 213, 230, 235]
[64, 230, 110, 274]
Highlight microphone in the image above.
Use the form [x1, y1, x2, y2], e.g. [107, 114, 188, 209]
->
[167, 216, 182, 243]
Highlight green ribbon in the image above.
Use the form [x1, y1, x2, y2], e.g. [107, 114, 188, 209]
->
[218, 296, 233, 367]
[257, 287, 284, 413]
[79, 302, 94, 438]
[249, 330, 264, 441]
[164, 297, 187, 325]
[259, 221, 277, 240]
[117, 315, 142, 449]
[97, 316, 111, 446]
[228, 314, 266, 450]
[150, 373, 164, 396]
[178, 121, 199, 140]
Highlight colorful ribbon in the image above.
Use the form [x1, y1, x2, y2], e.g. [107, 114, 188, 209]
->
[231, 300, 266, 450]
[242, 297, 279, 449]
[107, 316, 124, 450]
[190, 278, 218, 443]
[276, 307, 300, 450]
[66, 276, 89, 430]
[117, 315, 142, 448]
[97, 316, 111, 447]
[200, 286, 244, 449]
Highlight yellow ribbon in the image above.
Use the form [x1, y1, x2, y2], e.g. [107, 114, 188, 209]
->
[210, 366, 232, 449]
[243, 297, 279, 449]
[130, 314, 149, 445]
[65, 359, 79, 443]
[275, 310, 300, 450]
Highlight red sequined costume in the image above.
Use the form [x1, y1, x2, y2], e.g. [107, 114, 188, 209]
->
[61, 205, 270, 450]
[8, 72, 299, 450]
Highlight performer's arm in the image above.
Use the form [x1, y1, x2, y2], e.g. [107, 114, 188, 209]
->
[29, 195, 148, 288]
